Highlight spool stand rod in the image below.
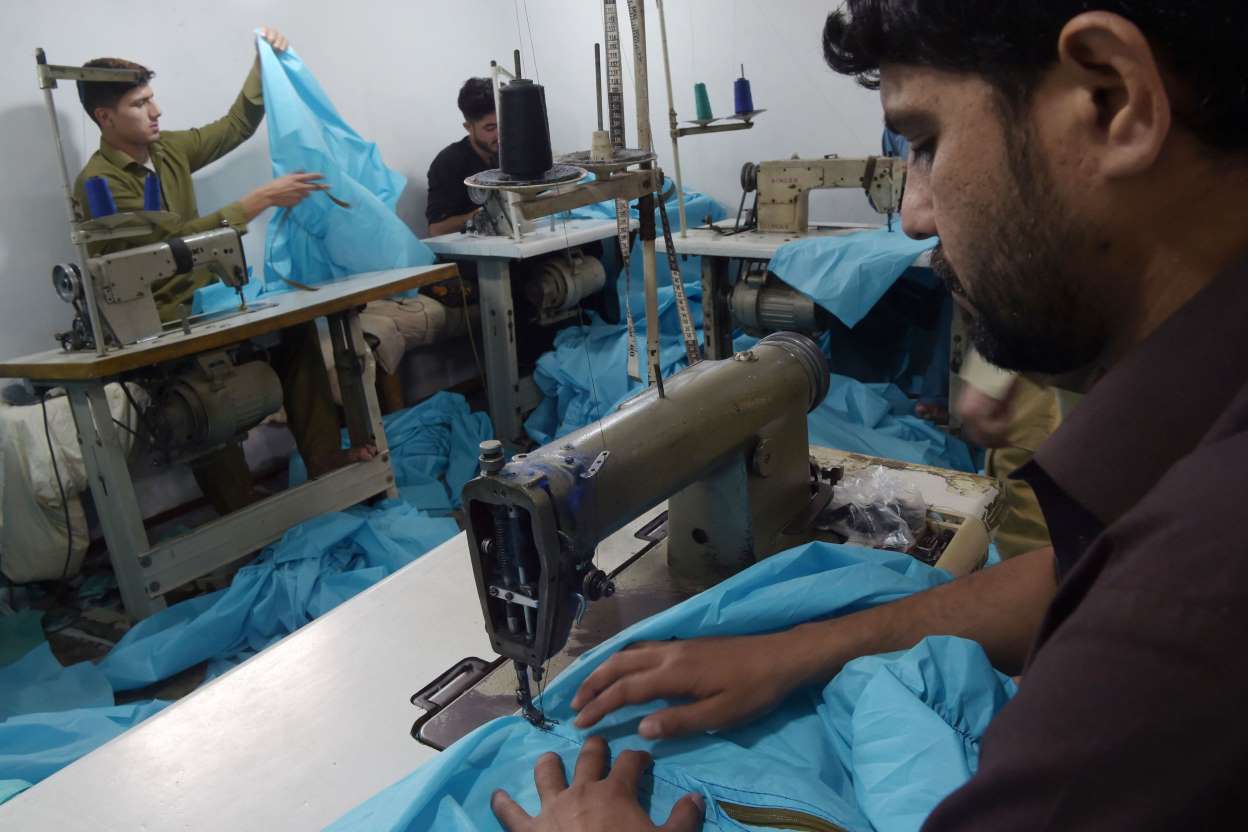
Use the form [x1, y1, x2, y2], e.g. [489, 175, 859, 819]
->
[655, 0, 688, 237]
[37, 48, 107, 355]
[594, 43, 604, 131]
[625, 1, 663, 394]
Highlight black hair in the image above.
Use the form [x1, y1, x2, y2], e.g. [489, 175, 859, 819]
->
[458, 77, 495, 123]
[822, 1, 1248, 150]
[77, 58, 155, 125]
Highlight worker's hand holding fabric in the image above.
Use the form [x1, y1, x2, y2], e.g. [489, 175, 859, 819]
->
[491, 737, 704, 832]
[257, 27, 290, 55]
[570, 633, 808, 739]
[956, 381, 1016, 448]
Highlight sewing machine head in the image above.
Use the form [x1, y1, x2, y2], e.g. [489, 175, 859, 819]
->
[462, 332, 831, 721]
[743, 156, 906, 235]
[53, 225, 249, 350]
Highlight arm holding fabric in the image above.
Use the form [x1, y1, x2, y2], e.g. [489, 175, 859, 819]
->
[572, 547, 1059, 739]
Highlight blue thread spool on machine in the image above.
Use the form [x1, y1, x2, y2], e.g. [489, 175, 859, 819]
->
[734, 64, 754, 116]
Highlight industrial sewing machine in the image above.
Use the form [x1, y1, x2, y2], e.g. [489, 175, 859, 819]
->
[741, 155, 906, 235]
[434, 332, 989, 732]
[52, 226, 255, 351]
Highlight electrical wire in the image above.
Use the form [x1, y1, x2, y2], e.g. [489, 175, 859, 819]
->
[458, 276, 487, 395]
[40, 390, 74, 581]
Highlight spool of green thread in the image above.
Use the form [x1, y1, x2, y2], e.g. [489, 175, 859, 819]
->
[693, 82, 713, 121]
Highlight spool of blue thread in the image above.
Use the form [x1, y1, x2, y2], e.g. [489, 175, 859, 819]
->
[143, 172, 162, 211]
[734, 65, 754, 115]
[84, 175, 118, 218]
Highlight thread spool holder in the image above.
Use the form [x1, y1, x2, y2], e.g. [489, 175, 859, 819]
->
[475, 45, 662, 234]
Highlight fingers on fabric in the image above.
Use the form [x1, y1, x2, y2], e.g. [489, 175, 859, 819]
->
[639, 694, 733, 739]
[606, 748, 653, 793]
[572, 736, 609, 784]
[661, 793, 706, 832]
[533, 751, 569, 802]
[490, 789, 534, 832]
[572, 648, 660, 717]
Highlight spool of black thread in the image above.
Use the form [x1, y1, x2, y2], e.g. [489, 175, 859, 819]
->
[499, 79, 554, 181]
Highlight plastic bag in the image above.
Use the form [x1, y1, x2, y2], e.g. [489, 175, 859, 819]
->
[826, 465, 928, 551]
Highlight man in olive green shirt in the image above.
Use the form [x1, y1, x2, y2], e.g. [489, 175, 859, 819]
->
[73, 28, 367, 516]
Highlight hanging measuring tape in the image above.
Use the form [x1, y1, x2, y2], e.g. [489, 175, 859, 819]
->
[657, 196, 702, 366]
[603, 0, 641, 381]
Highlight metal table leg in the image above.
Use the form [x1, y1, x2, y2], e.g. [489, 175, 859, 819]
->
[701, 255, 734, 360]
[328, 310, 399, 500]
[476, 257, 524, 449]
[64, 381, 165, 619]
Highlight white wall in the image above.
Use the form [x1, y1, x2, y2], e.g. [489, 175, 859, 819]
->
[0, 0, 883, 362]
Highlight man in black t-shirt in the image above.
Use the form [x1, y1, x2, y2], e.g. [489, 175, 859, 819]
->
[426, 77, 498, 236]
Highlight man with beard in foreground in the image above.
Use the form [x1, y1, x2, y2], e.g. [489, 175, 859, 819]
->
[491, 2, 1248, 829]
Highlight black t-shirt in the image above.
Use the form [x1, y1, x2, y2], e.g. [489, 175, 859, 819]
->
[425, 136, 495, 226]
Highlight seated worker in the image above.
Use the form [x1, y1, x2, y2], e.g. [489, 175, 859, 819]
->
[955, 349, 1078, 558]
[346, 76, 494, 413]
[426, 77, 498, 237]
[491, 2, 1248, 829]
[74, 28, 371, 517]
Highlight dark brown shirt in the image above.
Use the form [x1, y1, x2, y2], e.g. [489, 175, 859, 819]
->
[924, 255, 1248, 829]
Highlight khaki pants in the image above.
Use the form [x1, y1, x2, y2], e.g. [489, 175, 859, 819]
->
[190, 322, 340, 515]
[985, 377, 1065, 559]
[357, 296, 470, 375]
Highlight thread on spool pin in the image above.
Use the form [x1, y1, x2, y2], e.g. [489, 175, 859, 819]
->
[734, 64, 754, 115]
[84, 176, 117, 218]
[499, 79, 554, 181]
[693, 82, 713, 121]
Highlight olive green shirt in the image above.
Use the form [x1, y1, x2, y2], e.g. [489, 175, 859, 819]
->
[73, 67, 265, 320]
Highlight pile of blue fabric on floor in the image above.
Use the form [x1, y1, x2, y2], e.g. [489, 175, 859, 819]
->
[329, 543, 1016, 831]
[0, 392, 490, 804]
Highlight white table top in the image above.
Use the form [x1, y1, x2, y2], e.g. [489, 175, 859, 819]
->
[0, 509, 660, 831]
[0, 446, 991, 830]
[658, 221, 933, 268]
[425, 218, 629, 260]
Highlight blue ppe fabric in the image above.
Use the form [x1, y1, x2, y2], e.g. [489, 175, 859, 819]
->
[327, 543, 1016, 831]
[103, 393, 485, 691]
[769, 228, 937, 328]
[0, 642, 113, 720]
[288, 391, 493, 510]
[811, 375, 976, 472]
[0, 701, 168, 791]
[0, 781, 30, 805]
[0, 610, 46, 667]
[256, 36, 434, 294]
[883, 129, 910, 159]
[526, 315, 972, 471]
[0, 393, 487, 793]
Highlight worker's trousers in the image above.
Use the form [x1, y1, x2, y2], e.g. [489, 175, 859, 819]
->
[190, 322, 341, 515]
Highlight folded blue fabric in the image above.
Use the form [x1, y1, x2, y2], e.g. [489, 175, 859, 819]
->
[0, 643, 113, 721]
[328, 543, 1015, 831]
[0, 700, 168, 787]
[0, 780, 30, 805]
[257, 36, 434, 293]
[104, 393, 486, 692]
[289, 391, 494, 509]
[810, 376, 976, 472]
[769, 228, 938, 327]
